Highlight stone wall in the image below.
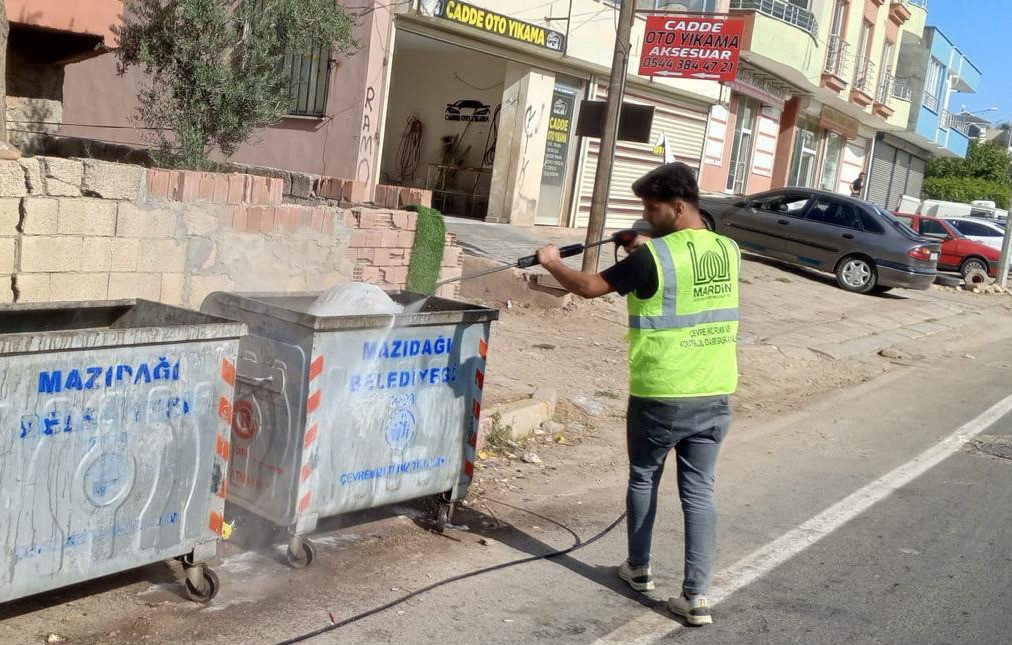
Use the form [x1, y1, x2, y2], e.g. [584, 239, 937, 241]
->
[0, 157, 463, 307]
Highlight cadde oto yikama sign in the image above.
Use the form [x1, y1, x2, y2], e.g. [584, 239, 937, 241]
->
[639, 16, 744, 82]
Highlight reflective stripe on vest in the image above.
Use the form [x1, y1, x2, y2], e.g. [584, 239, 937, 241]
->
[628, 235, 739, 330]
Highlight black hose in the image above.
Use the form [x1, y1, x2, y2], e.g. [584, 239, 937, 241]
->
[272, 502, 627, 644]
[395, 116, 423, 181]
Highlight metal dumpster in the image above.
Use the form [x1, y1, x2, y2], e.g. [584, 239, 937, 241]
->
[0, 300, 244, 604]
[201, 291, 498, 567]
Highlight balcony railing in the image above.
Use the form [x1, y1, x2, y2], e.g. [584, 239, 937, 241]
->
[924, 92, 940, 112]
[824, 35, 851, 79]
[941, 110, 972, 136]
[892, 79, 912, 101]
[852, 55, 876, 95]
[729, 0, 819, 38]
[876, 70, 894, 106]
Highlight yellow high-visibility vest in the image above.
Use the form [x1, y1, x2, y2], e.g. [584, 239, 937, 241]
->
[627, 229, 740, 398]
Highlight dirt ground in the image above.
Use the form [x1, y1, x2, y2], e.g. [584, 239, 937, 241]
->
[2, 256, 1011, 645]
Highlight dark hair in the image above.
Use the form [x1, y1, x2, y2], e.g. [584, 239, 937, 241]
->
[632, 162, 700, 206]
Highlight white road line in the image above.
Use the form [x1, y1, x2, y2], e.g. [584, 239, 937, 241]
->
[593, 393, 1012, 645]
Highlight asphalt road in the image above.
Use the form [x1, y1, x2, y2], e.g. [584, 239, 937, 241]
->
[310, 329, 1012, 645]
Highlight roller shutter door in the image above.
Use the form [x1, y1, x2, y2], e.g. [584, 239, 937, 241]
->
[907, 156, 926, 203]
[887, 151, 911, 211]
[574, 87, 708, 228]
[867, 141, 895, 207]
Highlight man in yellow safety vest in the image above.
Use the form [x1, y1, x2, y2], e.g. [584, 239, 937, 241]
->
[535, 162, 740, 626]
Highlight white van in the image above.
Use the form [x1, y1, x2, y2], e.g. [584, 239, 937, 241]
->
[896, 195, 1008, 224]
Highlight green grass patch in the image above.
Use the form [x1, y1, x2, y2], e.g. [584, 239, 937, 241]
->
[405, 204, 446, 294]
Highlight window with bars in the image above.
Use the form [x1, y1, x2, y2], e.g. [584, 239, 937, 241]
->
[281, 45, 333, 117]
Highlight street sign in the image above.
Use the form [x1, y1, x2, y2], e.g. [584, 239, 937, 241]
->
[638, 15, 745, 82]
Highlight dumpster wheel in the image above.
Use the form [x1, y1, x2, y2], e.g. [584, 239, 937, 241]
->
[434, 501, 455, 533]
[286, 538, 317, 569]
[182, 565, 220, 603]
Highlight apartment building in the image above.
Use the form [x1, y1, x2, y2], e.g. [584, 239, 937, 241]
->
[866, 22, 980, 209]
[701, 0, 923, 198]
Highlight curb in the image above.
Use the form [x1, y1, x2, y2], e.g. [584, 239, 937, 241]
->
[476, 387, 558, 451]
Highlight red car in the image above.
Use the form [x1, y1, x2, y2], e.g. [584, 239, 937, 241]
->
[892, 213, 998, 278]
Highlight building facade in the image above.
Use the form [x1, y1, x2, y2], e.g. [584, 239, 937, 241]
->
[700, 0, 922, 199]
[5, 0, 123, 152]
[52, 0, 735, 229]
[866, 23, 980, 210]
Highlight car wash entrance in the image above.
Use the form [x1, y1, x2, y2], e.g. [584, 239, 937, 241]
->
[380, 31, 507, 219]
[381, 29, 583, 226]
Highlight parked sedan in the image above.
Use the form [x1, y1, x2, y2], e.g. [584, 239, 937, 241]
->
[893, 213, 1000, 278]
[945, 217, 1005, 251]
[699, 189, 940, 294]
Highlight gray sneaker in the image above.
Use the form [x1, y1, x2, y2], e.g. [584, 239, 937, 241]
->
[668, 593, 713, 626]
[618, 561, 654, 592]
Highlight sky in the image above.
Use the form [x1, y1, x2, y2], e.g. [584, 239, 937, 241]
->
[926, 0, 1010, 124]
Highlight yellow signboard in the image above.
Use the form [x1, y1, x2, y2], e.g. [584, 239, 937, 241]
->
[438, 0, 566, 53]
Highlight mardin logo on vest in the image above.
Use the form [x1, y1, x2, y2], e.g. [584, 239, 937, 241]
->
[687, 239, 733, 298]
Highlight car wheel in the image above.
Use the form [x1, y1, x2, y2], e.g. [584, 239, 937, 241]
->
[835, 255, 877, 294]
[960, 257, 988, 279]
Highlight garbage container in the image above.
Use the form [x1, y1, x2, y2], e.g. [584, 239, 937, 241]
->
[201, 291, 498, 567]
[0, 300, 244, 604]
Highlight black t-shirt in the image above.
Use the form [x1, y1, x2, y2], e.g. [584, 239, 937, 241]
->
[601, 247, 659, 299]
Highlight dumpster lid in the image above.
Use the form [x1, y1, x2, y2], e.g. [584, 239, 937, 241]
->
[0, 299, 246, 355]
[202, 291, 499, 331]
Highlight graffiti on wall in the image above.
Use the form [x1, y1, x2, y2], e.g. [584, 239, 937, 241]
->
[357, 86, 378, 184]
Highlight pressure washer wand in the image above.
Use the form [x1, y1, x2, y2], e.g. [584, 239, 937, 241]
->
[432, 229, 641, 290]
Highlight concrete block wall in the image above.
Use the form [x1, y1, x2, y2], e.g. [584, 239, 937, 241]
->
[0, 157, 464, 307]
[0, 158, 351, 307]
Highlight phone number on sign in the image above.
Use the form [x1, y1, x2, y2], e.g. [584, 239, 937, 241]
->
[641, 59, 735, 73]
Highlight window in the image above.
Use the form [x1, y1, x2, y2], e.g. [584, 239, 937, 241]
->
[727, 97, 759, 193]
[859, 210, 885, 234]
[755, 194, 811, 216]
[282, 44, 332, 116]
[819, 131, 845, 192]
[806, 199, 862, 230]
[829, 0, 846, 37]
[789, 125, 819, 188]
[923, 59, 944, 112]
[920, 218, 951, 238]
[949, 220, 1002, 237]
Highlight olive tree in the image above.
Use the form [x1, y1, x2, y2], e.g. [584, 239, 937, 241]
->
[115, 0, 357, 169]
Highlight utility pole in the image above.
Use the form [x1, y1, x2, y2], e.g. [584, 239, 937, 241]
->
[998, 222, 1012, 288]
[581, 0, 636, 273]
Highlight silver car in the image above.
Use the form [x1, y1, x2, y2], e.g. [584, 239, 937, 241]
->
[699, 189, 941, 293]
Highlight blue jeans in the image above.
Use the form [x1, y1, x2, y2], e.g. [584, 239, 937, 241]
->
[626, 395, 731, 595]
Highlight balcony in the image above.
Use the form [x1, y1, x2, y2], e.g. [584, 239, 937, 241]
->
[850, 56, 876, 107]
[729, 0, 823, 89]
[821, 35, 851, 92]
[888, 0, 912, 24]
[923, 92, 940, 113]
[874, 70, 895, 118]
[941, 110, 972, 136]
[729, 0, 818, 38]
